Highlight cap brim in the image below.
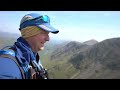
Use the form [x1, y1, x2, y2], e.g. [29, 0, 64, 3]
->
[37, 23, 59, 34]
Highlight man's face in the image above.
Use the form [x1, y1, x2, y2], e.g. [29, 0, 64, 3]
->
[34, 30, 50, 51]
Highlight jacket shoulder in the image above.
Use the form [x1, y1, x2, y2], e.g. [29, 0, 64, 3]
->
[0, 57, 22, 79]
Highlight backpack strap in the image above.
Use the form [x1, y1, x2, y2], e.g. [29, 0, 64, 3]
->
[0, 54, 26, 79]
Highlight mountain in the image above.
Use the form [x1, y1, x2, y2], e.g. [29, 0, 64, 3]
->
[40, 41, 92, 79]
[50, 41, 90, 61]
[41, 37, 120, 79]
[83, 39, 98, 45]
[69, 38, 120, 79]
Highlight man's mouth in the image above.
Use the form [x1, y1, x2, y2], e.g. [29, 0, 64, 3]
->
[41, 42, 45, 46]
[41, 42, 45, 44]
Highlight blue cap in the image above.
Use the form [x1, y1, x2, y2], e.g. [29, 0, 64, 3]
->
[19, 13, 59, 34]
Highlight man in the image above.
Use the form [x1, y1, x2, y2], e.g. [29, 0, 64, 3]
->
[0, 13, 59, 79]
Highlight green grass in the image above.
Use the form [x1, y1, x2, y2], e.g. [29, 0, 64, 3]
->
[40, 52, 80, 79]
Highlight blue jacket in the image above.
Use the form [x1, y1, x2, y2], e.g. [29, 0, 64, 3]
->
[0, 37, 38, 79]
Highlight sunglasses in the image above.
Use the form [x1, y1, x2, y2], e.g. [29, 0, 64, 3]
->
[19, 15, 50, 30]
[32, 15, 50, 23]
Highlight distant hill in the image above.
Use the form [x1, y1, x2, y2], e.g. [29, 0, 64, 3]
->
[0, 31, 20, 49]
[0, 31, 20, 38]
[83, 39, 98, 45]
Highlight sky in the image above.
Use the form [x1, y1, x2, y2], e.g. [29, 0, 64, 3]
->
[0, 11, 120, 42]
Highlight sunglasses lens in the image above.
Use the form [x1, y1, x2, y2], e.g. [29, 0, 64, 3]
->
[42, 15, 50, 23]
[29, 15, 50, 23]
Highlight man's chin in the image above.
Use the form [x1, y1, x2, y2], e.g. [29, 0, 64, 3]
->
[39, 47, 44, 51]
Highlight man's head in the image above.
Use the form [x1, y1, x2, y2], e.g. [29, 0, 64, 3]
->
[19, 13, 59, 34]
[19, 13, 59, 52]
